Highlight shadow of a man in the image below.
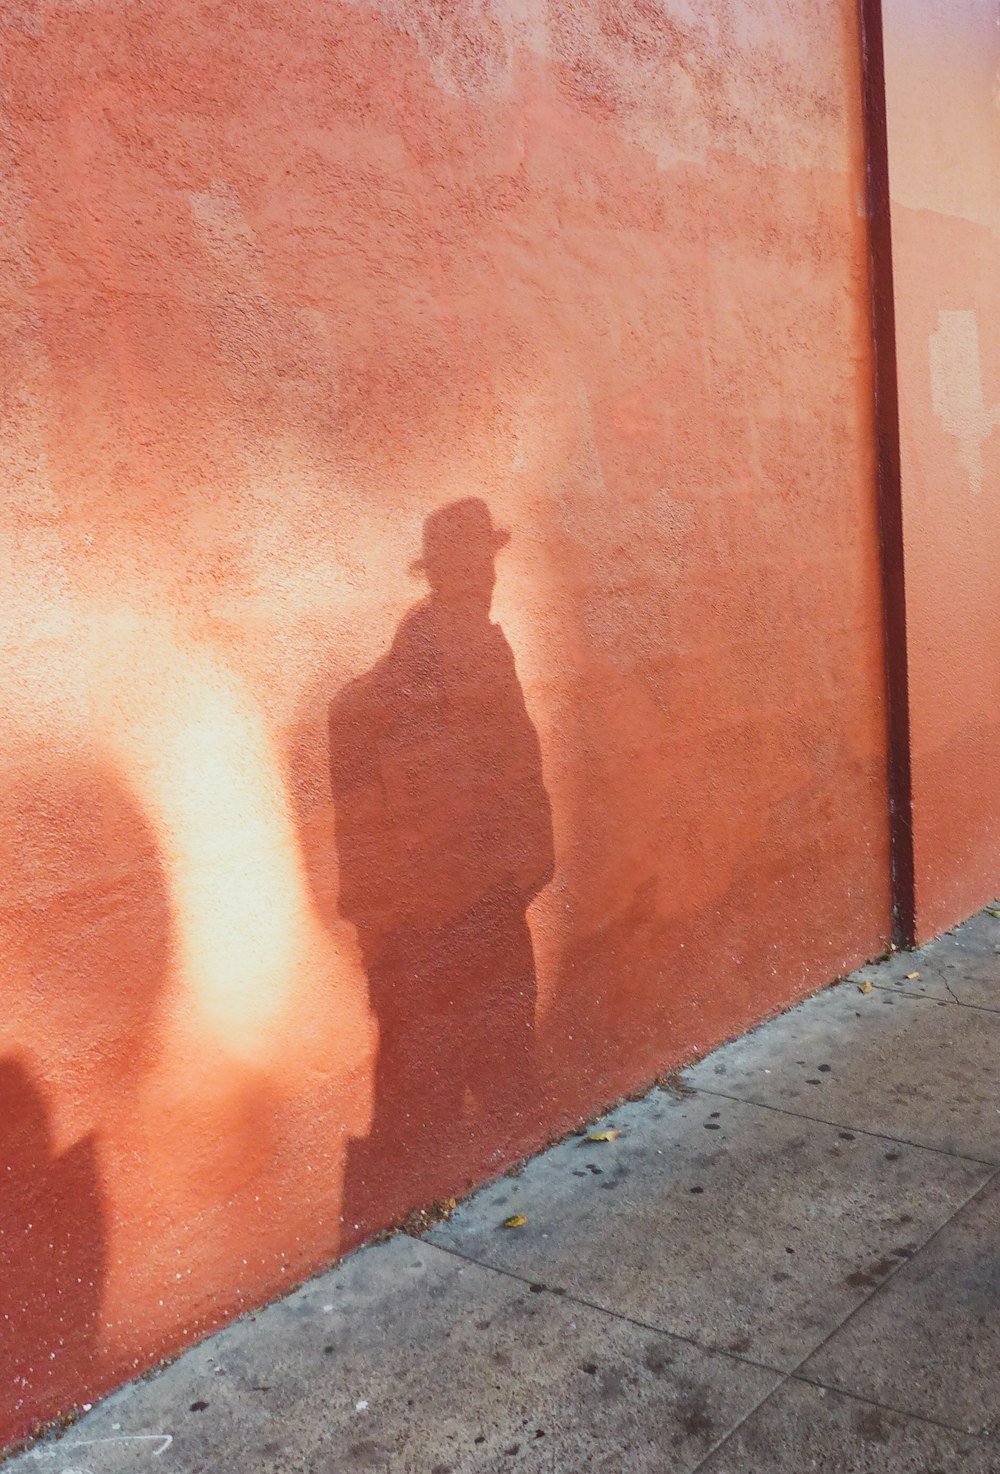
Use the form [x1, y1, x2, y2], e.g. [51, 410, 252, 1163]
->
[330, 499, 554, 1226]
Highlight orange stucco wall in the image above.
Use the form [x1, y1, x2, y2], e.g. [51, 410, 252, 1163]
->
[1, 0, 891, 1448]
[882, 0, 1000, 938]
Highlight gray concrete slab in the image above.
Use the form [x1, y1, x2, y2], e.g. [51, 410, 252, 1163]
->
[802, 1173, 1000, 1438]
[695, 1379, 996, 1472]
[685, 976, 1000, 1162]
[2, 1237, 779, 1474]
[428, 1092, 987, 1370]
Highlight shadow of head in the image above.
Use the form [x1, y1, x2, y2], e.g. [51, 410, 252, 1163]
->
[410, 496, 510, 618]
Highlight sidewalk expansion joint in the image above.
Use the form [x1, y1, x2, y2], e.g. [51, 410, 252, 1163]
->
[690, 1084, 1000, 1167]
[422, 1237, 786, 1379]
[870, 980, 1000, 1013]
[687, 1164, 1000, 1470]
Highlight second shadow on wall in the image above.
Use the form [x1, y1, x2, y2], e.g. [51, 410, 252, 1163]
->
[0, 1058, 105, 1446]
[0, 758, 175, 1445]
[330, 500, 554, 1231]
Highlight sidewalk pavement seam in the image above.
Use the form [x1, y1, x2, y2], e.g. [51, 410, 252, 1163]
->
[870, 980, 1000, 1013]
[685, 1163, 1000, 1470]
[787, 1373, 997, 1441]
[679, 1377, 793, 1473]
[689, 1084, 1000, 1166]
[786, 1161, 1000, 1393]
[684, 1370, 996, 1474]
[421, 1237, 787, 1378]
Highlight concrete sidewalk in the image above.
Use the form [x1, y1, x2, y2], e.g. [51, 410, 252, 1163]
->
[8, 909, 1000, 1473]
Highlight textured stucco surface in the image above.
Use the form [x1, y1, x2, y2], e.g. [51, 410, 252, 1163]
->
[0, 0, 889, 1449]
[882, 0, 1000, 937]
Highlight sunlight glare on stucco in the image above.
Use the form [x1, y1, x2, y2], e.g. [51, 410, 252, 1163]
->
[108, 625, 313, 1064]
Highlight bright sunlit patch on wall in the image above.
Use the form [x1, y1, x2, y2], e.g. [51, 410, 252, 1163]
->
[158, 675, 302, 1054]
[106, 624, 313, 1064]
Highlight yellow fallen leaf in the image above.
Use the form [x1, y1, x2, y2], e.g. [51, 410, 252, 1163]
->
[858, 980, 874, 994]
[905, 971, 920, 980]
[991, 910, 1000, 919]
[586, 1129, 622, 1143]
[503, 1214, 527, 1229]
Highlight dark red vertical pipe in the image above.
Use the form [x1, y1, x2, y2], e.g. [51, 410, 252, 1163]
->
[859, 0, 916, 948]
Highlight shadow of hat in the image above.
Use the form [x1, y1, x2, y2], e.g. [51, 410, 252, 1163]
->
[411, 498, 511, 575]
